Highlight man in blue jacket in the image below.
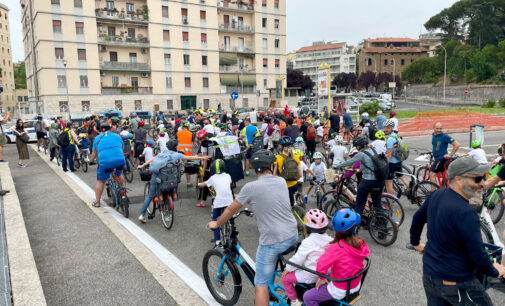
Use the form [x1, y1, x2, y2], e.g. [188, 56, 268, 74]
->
[410, 157, 505, 305]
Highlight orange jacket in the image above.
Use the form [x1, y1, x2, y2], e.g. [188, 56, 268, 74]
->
[177, 129, 193, 156]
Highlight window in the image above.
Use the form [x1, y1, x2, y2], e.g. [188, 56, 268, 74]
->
[126, 3, 134, 13]
[77, 49, 87, 61]
[182, 8, 188, 23]
[55, 48, 64, 60]
[401, 59, 405, 65]
[263, 38, 267, 49]
[185, 77, 191, 88]
[274, 19, 279, 29]
[127, 28, 135, 38]
[24, 96, 28, 101]
[53, 20, 62, 33]
[135, 100, 142, 110]
[129, 52, 137, 63]
[275, 39, 279, 49]
[74, 0, 82, 8]
[17, 96, 22, 102]
[275, 59, 280, 68]
[184, 54, 190, 65]
[80, 76, 88, 88]
[202, 55, 207, 66]
[262, 18, 267, 28]
[201, 33, 207, 43]
[75, 22, 84, 34]
[203, 77, 209, 88]
[163, 30, 170, 41]
[203, 99, 209, 109]
[167, 99, 173, 110]
[57, 75, 67, 88]
[107, 26, 115, 37]
[262, 0, 267, 7]
[391, 59, 394, 65]
[367, 58, 372, 66]
[164, 53, 171, 65]
[162, 6, 168, 18]
[51, 0, 60, 4]
[274, 0, 279, 8]
[384, 59, 388, 65]
[182, 32, 189, 41]
[200, 10, 206, 20]
[109, 51, 118, 62]
[106, 1, 114, 10]
[263, 58, 268, 68]
[111, 76, 119, 87]
[81, 101, 90, 111]
[166, 77, 172, 88]
[115, 100, 123, 110]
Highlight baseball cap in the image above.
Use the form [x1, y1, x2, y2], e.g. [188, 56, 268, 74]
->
[447, 157, 490, 180]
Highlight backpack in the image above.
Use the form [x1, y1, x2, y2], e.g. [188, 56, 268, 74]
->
[57, 129, 71, 147]
[391, 135, 410, 161]
[367, 124, 377, 141]
[362, 148, 389, 181]
[279, 153, 299, 181]
[267, 124, 274, 136]
[158, 165, 180, 193]
[306, 125, 316, 141]
[150, 150, 179, 173]
[251, 136, 264, 154]
[95, 132, 126, 170]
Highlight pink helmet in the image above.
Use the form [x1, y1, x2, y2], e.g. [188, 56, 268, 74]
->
[304, 209, 329, 230]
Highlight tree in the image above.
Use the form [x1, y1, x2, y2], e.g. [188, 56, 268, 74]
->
[470, 52, 497, 81]
[375, 72, 393, 90]
[14, 62, 27, 89]
[357, 71, 376, 89]
[286, 69, 314, 91]
[332, 72, 357, 90]
[401, 58, 440, 84]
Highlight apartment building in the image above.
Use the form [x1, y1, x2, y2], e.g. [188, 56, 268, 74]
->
[21, 0, 286, 115]
[0, 3, 15, 113]
[358, 38, 428, 76]
[419, 32, 443, 57]
[293, 42, 356, 84]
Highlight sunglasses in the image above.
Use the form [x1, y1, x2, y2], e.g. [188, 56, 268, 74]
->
[460, 175, 485, 183]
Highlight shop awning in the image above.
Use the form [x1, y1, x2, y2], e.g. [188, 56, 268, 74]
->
[240, 74, 256, 86]
[219, 53, 238, 65]
[220, 74, 240, 86]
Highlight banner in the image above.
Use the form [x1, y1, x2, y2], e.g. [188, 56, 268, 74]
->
[318, 68, 329, 96]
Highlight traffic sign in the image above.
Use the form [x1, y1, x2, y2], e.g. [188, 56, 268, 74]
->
[230, 91, 239, 100]
[464, 88, 469, 94]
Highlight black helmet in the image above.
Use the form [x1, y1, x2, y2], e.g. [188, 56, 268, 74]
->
[167, 139, 179, 151]
[280, 135, 292, 146]
[210, 159, 226, 176]
[251, 149, 276, 173]
[353, 136, 369, 149]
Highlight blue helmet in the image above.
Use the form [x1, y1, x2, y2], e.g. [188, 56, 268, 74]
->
[146, 140, 154, 148]
[127, 133, 133, 139]
[295, 137, 304, 143]
[331, 208, 361, 235]
[280, 135, 292, 146]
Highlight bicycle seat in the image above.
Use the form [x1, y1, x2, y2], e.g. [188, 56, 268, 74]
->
[281, 245, 296, 256]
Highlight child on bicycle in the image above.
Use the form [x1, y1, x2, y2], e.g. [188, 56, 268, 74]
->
[197, 159, 234, 246]
[140, 140, 154, 165]
[281, 209, 332, 306]
[328, 136, 348, 166]
[303, 208, 370, 305]
[305, 151, 327, 202]
[461, 140, 488, 165]
[78, 133, 90, 162]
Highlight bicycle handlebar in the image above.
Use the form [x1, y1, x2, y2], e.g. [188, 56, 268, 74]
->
[232, 209, 253, 220]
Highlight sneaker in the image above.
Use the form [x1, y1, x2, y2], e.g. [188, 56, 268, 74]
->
[245, 171, 250, 176]
[291, 300, 303, 306]
[0, 190, 10, 196]
[0, 160, 8, 164]
[138, 215, 146, 223]
[196, 202, 206, 207]
[303, 195, 308, 203]
[17, 163, 26, 168]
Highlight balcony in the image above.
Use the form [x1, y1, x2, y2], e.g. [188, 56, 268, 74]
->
[218, 23, 254, 34]
[99, 61, 151, 72]
[98, 35, 150, 48]
[219, 65, 256, 74]
[217, 1, 254, 13]
[219, 45, 255, 56]
[95, 9, 148, 26]
[101, 86, 153, 95]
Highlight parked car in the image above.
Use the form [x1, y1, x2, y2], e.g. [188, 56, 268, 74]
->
[4, 120, 38, 144]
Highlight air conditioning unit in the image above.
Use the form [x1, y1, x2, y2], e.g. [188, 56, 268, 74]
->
[183, 19, 188, 25]
[100, 45, 107, 52]
[141, 73, 149, 78]
[141, 48, 148, 54]
[200, 0, 205, 3]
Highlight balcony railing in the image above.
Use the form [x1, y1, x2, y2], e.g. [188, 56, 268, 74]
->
[98, 36, 150, 48]
[219, 65, 256, 73]
[95, 9, 149, 24]
[100, 61, 151, 72]
[219, 45, 255, 55]
[223, 86, 256, 94]
[101, 86, 153, 95]
[218, 23, 254, 33]
[218, 1, 254, 12]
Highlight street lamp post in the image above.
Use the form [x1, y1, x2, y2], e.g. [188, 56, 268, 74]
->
[441, 46, 447, 103]
[63, 60, 71, 118]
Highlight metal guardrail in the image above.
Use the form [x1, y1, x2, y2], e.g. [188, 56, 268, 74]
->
[218, 23, 254, 33]
[99, 61, 150, 71]
[98, 36, 149, 48]
[219, 65, 256, 73]
[101, 87, 153, 95]
[217, 1, 254, 12]
[95, 10, 149, 23]
[218, 46, 255, 54]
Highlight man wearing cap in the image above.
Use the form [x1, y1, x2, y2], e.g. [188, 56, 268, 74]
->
[410, 157, 505, 305]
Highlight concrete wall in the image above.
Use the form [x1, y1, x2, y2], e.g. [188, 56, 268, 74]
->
[405, 84, 505, 106]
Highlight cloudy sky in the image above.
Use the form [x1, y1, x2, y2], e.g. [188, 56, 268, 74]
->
[2, 0, 457, 62]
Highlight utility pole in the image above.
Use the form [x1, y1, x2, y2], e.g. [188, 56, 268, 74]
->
[441, 46, 447, 103]
[63, 60, 71, 119]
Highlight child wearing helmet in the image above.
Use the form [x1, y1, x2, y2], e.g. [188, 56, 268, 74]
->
[303, 209, 370, 305]
[281, 209, 333, 306]
[304, 152, 327, 202]
[156, 131, 168, 152]
[197, 159, 233, 244]
[461, 140, 488, 165]
[369, 130, 386, 155]
[327, 136, 348, 167]
[78, 133, 90, 162]
[140, 140, 154, 165]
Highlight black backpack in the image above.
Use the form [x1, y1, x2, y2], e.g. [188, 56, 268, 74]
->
[367, 124, 377, 141]
[250, 136, 264, 154]
[158, 163, 180, 193]
[362, 148, 389, 181]
[57, 130, 71, 147]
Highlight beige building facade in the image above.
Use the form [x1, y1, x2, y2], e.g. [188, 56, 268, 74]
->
[0, 3, 15, 113]
[21, 0, 287, 116]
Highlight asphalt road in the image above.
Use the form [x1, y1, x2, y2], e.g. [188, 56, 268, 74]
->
[7, 129, 505, 305]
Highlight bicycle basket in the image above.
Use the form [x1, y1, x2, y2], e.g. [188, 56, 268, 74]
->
[184, 161, 200, 175]
[140, 168, 152, 182]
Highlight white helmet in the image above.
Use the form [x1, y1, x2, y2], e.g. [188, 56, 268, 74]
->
[361, 112, 369, 119]
[313, 152, 324, 159]
[334, 135, 343, 143]
[384, 119, 395, 127]
[349, 146, 358, 155]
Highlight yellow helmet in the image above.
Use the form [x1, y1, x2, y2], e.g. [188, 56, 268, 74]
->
[292, 149, 304, 157]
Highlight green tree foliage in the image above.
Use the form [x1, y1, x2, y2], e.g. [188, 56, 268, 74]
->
[470, 52, 497, 81]
[401, 58, 440, 84]
[14, 62, 27, 89]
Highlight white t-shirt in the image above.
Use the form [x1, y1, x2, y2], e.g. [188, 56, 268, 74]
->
[391, 117, 399, 131]
[298, 161, 309, 183]
[316, 126, 324, 137]
[331, 145, 348, 165]
[249, 111, 257, 124]
[203, 124, 214, 134]
[371, 139, 387, 155]
[142, 147, 153, 162]
[157, 137, 168, 152]
[325, 139, 336, 149]
[469, 148, 488, 164]
[157, 123, 165, 131]
[206, 173, 234, 209]
[313, 119, 320, 127]
[310, 161, 327, 181]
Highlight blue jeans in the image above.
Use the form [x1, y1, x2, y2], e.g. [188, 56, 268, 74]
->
[423, 274, 492, 306]
[355, 179, 384, 216]
[255, 234, 298, 287]
[212, 207, 235, 242]
[61, 145, 75, 171]
[140, 174, 158, 216]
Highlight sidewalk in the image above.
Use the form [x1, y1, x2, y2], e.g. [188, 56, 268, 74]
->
[3, 145, 178, 305]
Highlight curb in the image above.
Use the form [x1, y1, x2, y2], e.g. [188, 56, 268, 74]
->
[0, 164, 47, 306]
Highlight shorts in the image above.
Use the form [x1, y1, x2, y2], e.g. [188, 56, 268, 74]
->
[0, 134, 6, 147]
[344, 126, 352, 134]
[97, 165, 124, 181]
[255, 234, 298, 286]
[387, 162, 403, 180]
[245, 147, 252, 160]
[431, 159, 447, 173]
[310, 179, 325, 185]
[36, 131, 46, 140]
[134, 142, 144, 158]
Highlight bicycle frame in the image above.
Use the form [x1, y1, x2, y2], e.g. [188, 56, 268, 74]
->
[480, 205, 505, 258]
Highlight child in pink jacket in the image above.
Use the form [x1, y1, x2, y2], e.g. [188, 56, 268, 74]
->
[303, 208, 370, 306]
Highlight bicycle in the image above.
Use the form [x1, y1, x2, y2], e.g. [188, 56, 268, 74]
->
[308, 177, 325, 208]
[123, 150, 134, 183]
[42, 136, 49, 155]
[52, 145, 62, 166]
[73, 145, 89, 173]
[483, 186, 505, 224]
[389, 163, 440, 207]
[143, 178, 175, 230]
[105, 171, 129, 218]
[415, 151, 455, 188]
[478, 193, 505, 259]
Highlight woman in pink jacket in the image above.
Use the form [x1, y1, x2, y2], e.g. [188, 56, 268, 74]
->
[303, 208, 370, 305]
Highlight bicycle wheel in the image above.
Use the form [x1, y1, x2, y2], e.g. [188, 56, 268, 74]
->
[56, 150, 61, 166]
[124, 158, 134, 183]
[415, 166, 430, 182]
[401, 164, 412, 175]
[295, 192, 305, 210]
[368, 213, 398, 247]
[319, 190, 337, 210]
[148, 128, 157, 138]
[413, 181, 439, 207]
[160, 196, 174, 230]
[480, 223, 494, 244]
[380, 194, 404, 227]
[485, 189, 505, 224]
[74, 157, 80, 169]
[202, 249, 242, 306]
[82, 160, 88, 173]
[145, 183, 155, 217]
[292, 205, 307, 241]
[118, 190, 129, 218]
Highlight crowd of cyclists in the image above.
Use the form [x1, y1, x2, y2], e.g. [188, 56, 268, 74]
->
[9, 105, 505, 305]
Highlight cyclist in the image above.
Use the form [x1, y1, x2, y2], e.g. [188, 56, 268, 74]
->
[384, 120, 409, 194]
[430, 122, 460, 186]
[461, 140, 487, 165]
[342, 109, 354, 144]
[133, 120, 147, 165]
[177, 121, 194, 187]
[328, 109, 340, 137]
[303, 208, 370, 305]
[60, 121, 81, 172]
[140, 140, 154, 165]
[240, 118, 260, 176]
[274, 136, 302, 206]
[410, 157, 505, 305]
[389, 112, 399, 134]
[48, 123, 60, 162]
[207, 149, 298, 306]
[281, 209, 332, 306]
[370, 130, 386, 155]
[332, 136, 383, 217]
[109, 117, 121, 134]
[375, 110, 387, 130]
[328, 135, 348, 166]
[89, 131, 126, 208]
[284, 117, 300, 143]
[484, 144, 505, 189]
[305, 152, 327, 202]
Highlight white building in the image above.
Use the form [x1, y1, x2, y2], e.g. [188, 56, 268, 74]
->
[293, 41, 356, 84]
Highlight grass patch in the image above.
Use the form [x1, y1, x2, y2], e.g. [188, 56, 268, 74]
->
[394, 107, 505, 119]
